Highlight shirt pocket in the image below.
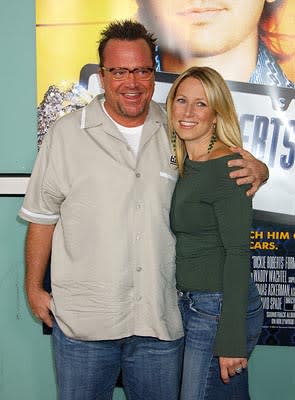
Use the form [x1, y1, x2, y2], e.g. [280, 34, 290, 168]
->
[160, 171, 178, 183]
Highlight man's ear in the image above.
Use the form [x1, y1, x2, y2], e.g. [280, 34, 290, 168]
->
[98, 68, 105, 90]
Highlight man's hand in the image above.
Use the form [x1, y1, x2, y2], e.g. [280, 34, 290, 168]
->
[228, 147, 269, 197]
[219, 356, 248, 384]
[27, 286, 53, 327]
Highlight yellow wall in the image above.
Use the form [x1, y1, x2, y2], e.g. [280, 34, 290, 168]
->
[36, 0, 137, 102]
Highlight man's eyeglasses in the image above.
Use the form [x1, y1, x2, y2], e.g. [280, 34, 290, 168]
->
[101, 67, 155, 81]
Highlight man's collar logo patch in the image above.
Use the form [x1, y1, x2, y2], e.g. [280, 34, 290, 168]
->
[170, 155, 177, 166]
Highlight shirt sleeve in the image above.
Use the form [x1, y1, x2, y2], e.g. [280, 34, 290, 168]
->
[211, 163, 252, 357]
[19, 126, 65, 225]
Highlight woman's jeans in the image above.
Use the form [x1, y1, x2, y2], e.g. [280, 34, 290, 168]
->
[178, 279, 264, 400]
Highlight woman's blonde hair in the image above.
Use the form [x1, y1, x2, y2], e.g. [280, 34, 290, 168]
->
[166, 66, 242, 176]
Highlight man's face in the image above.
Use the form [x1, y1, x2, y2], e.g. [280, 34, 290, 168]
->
[146, 0, 266, 56]
[99, 39, 155, 127]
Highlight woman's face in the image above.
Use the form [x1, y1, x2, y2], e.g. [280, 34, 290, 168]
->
[145, 0, 267, 56]
[172, 77, 216, 146]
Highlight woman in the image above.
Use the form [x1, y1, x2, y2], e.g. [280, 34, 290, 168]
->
[137, 0, 294, 87]
[167, 66, 264, 399]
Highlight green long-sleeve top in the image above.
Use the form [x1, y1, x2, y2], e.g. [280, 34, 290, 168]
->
[170, 154, 252, 357]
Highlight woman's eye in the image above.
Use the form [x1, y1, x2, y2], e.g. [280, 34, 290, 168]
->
[175, 98, 186, 104]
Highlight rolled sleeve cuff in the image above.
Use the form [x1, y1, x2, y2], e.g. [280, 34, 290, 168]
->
[19, 206, 59, 225]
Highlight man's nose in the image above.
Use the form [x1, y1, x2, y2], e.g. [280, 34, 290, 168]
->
[125, 71, 137, 84]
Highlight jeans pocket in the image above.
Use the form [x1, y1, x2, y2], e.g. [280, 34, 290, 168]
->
[188, 292, 222, 321]
[247, 299, 263, 318]
[53, 320, 84, 345]
[246, 300, 264, 356]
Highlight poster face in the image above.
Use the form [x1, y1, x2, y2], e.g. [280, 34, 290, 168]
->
[136, 0, 295, 84]
[36, 0, 295, 345]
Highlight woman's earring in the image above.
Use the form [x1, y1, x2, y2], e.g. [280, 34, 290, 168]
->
[207, 123, 217, 154]
[171, 130, 177, 153]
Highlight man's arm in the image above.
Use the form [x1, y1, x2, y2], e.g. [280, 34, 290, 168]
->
[228, 147, 269, 197]
[25, 222, 56, 327]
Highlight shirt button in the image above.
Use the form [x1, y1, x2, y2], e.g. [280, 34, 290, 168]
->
[136, 295, 142, 301]
[136, 234, 141, 241]
[136, 204, 141, 209]
[135, 172, 141, 178]
[136, 266, 142, 272]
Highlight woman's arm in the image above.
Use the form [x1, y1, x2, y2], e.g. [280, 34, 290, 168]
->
[211, 161, 253, 362]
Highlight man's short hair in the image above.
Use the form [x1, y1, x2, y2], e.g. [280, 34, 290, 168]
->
[98, 19, 157, 67]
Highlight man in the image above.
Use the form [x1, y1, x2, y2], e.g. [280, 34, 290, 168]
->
[20, 20, 268, 400]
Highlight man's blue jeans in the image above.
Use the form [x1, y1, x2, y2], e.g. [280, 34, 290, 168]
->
[178, 279, 263, 400]
[52, 321, 184, 400]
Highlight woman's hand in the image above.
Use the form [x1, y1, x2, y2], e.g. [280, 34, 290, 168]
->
[219, 356, 248, 384]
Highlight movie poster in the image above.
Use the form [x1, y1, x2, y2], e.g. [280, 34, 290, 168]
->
[36, 0, 295, 345]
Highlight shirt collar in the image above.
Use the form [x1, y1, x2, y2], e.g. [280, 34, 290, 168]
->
[81, 95, 166, 130]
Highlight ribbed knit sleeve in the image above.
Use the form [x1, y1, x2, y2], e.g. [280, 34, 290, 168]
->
[209, 163, 252, 356]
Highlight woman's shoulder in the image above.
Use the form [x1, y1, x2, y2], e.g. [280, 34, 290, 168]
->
[208, 144, 242, 162]
[206, 147, 242, 172]
[206, 148, 246, 191]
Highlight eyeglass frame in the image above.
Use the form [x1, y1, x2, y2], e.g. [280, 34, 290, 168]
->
[100, 66, 155, 81]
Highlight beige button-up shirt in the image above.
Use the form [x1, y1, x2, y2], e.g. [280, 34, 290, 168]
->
[19, 96, 183, 341]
